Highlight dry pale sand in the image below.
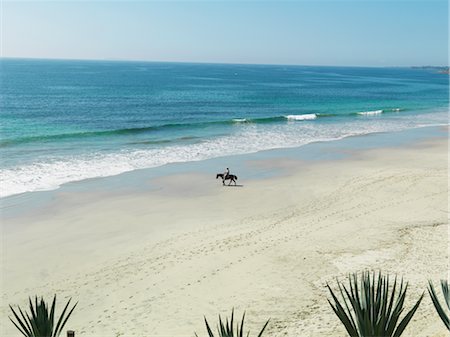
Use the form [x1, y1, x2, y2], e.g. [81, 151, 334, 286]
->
[1, 133, 448, 337]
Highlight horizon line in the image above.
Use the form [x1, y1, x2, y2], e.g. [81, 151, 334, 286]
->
[1, 56, 447, 69]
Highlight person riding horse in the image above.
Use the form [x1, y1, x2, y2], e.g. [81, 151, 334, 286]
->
[216, 168, 238, 186]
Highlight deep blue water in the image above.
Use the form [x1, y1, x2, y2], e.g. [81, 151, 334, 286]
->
[0, 58, 448, 197]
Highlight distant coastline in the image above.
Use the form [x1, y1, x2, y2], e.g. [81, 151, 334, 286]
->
[411, 65, 450, 74]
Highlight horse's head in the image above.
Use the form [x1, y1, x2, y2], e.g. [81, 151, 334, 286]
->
[216, 174, 221, 179]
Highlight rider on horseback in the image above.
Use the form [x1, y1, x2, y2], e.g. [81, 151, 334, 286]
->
[216, 168, 237, 186]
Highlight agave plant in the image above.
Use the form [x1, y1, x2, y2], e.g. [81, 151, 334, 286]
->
[428, 280, 450, 330]
[9, 295, 77, 337]
[327, 271, 423, 337]
[195, 308, 269, 337]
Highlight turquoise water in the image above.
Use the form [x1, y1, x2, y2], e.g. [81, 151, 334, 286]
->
[1, 58, 448, 197]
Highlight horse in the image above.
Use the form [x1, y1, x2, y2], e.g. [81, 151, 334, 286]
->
[216, 173, 238, 186]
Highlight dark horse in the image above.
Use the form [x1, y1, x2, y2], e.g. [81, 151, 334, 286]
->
[216, 173, 238, 186]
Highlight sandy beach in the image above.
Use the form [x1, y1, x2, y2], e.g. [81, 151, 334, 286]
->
[1, 128, 448, 337]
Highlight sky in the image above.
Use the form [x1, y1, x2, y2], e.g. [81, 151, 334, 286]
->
[1, 0, 448, 67]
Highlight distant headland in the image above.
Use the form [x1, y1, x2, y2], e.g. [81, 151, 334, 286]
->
[411, 66, 450, 74]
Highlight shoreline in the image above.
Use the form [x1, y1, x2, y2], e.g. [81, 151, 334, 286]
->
[1, 118, 449, 201]
[1, 126, 448, 336]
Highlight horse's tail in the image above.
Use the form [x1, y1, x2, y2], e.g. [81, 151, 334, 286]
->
[235, 175, 238, 180]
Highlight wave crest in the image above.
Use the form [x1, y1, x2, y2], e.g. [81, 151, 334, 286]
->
[285, 114, 317, 120]
[357, 110, 384, 116]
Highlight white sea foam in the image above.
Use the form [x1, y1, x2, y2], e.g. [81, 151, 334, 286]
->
[285, 114, 317, 120]
[357, 110, 383, 116]
[232, 118, 248, 123]
[392, 108, 401, 112]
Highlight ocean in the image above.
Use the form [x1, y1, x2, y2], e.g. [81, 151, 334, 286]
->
[0, 58, 448, 198]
